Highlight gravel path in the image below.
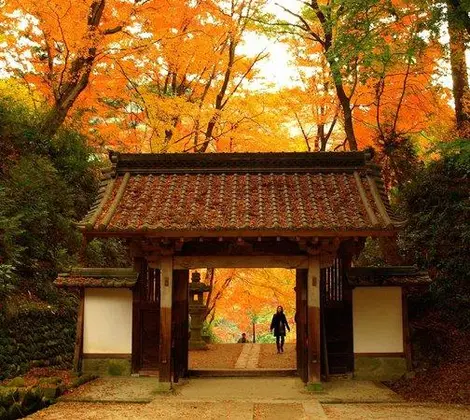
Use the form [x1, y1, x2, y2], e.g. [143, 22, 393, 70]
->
[25, 377, 470, 419]
[27, 401, 252, 420]
[60, 378, 158, 402]
[27, 401, 470, 419]
[189, 344, 244, 369]
[257, 343, 296, 369]
[322, 403, 470, 419]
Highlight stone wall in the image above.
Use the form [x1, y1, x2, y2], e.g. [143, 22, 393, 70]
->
[0, 303, 76, 380]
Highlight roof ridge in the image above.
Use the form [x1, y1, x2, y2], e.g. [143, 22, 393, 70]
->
[106, 150, 373, 175]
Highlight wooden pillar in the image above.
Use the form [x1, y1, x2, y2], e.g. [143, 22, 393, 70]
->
[159, 256, 173, 387]
[402, 289, 412, 371]
[131, 257, 145, 373]
[307, 256, 321, 383]
[73, 288, 85, 372]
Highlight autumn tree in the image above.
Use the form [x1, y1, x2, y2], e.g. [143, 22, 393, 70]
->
[204, 268, 296, 342]
[446, 0, 470, 136]
[1, 0, 144, 137]
[278, 42, 340, 151]
[353, 12, 453, 188]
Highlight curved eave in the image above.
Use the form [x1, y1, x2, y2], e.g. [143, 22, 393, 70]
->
[80, 227, 399, 239]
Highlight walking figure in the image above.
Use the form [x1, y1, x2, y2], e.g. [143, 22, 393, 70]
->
[270, 305, 290, 354]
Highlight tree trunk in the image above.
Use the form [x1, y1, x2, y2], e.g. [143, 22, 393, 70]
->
[198, 38, 235, 153]
[447, 0, 470, 136]
[334, 83, 358, 150]
[39, 0, 107, 138]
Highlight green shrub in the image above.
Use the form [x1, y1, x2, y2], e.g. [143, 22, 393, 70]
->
[7, 402, 22, 420]
[0, 406, 7, 420]
[0, 387, 18, 409]
[21, 388, 43, 413]
[398, 140, 470, 328]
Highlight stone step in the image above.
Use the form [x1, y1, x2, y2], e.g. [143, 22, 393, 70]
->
[189, 368, 298, 377]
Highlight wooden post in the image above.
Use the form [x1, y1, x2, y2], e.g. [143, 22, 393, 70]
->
[73, 288, 85, 372]
[159, 256, 173, 388]
[131, 257, 145, 373]
[307, 256, 321, 384]
[402, 289, 412, 371]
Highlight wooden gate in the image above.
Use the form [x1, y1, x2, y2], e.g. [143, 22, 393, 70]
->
[133, 261, 161, 372]
[320, 258, 354, 375]
[172, 269, 189, 382]
[295, 269, 308, 383]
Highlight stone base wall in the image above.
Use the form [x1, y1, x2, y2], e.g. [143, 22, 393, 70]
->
[82, 356, 132, 376]
[353, 355, 407, 381]
[0, 304, 76, 380]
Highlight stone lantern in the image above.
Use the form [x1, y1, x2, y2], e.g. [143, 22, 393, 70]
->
[189, 271, 211, 350]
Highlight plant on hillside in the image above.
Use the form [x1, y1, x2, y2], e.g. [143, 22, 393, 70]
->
[398, 140, 470, 328]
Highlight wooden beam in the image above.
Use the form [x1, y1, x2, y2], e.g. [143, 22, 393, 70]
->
[86, 177, 116, 229]
[354, 171, 379, 226]
[307, 256, 321, 383]
[366, 175, 392, 226]
[99, 172, 130, 229]
[73, 288, 85, 373]
[159, 256, 173, 387]
[172, 256, 309, 269]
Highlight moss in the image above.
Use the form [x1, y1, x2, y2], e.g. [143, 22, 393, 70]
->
[38, 377, 62, 385]
[354, 356, 407, 381]
[305, 382, 323, 392]
[38, 386, 60, 400]
[82, 358, 131, 376]
[70, 374, 98, 389]
[7, 378, 24, 388]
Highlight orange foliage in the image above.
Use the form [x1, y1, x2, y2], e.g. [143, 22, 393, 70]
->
[204, 269, 296, 343]
[0, 0, 455, 154]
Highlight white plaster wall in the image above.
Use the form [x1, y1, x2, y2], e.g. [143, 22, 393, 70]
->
[353, 287, 403, 353]
[83, 289, 132, 354]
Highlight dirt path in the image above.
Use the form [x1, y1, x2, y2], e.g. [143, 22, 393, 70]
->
[257, 343, 296, 369]
[189, 344, 243, 369]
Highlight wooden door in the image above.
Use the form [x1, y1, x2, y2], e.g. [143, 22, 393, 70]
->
[172, 269, 189, 382]
[295, 269, 308, 383]
[320, 258, 354, 375]
[132, 262, 160, 372]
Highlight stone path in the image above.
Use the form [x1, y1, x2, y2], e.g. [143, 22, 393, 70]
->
[27, 377, 470, 419]
[235, 344, 261, 369]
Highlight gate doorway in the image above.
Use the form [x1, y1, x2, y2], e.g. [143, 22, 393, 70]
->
[132, 255, 325, 385]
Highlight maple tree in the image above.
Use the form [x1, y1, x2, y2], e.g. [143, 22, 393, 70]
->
[0, 0, 461, 155]
[198, 268, 296, 343]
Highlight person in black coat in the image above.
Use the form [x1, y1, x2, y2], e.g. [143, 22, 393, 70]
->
[270, 305, 290, 353]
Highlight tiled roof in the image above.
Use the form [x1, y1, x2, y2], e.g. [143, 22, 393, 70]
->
[347, 266, 432, 287]
[55, 268, 138, 288]
[78, 151, 402, 237]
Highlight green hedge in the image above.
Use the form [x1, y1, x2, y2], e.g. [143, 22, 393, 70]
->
[0, 305, 76, 380]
